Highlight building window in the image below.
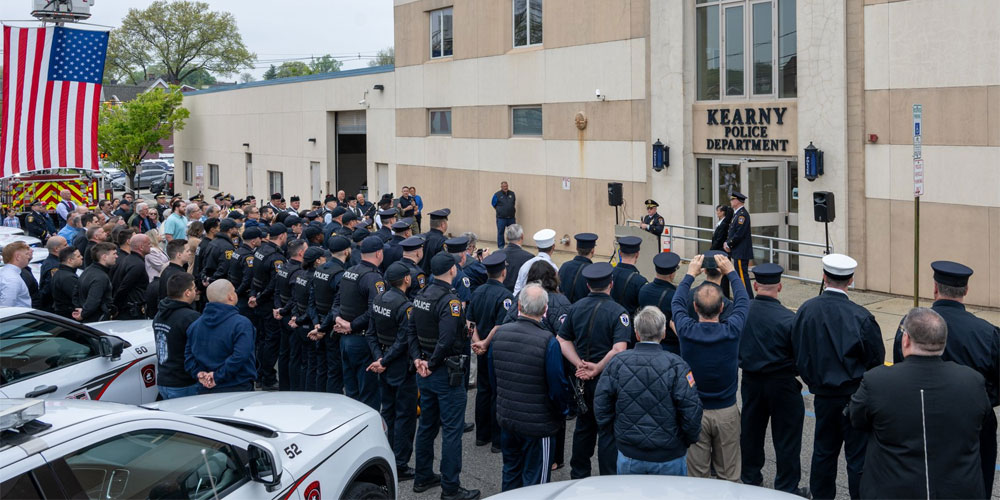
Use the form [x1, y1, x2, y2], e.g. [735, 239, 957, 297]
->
[696, 0, 796, 100]
[208, 164, 219, 189]
[430, 8, 454, 59]
[268, 171, 283, 196]
[514, 0, 543, 47]
[512, 106, 542, 136]
[429, 109, 452, 135]
[183, 161, 192, 185]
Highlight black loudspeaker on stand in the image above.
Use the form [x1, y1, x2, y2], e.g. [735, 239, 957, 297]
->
[608, 182, 623, 224]
[813, 191, 835, 294]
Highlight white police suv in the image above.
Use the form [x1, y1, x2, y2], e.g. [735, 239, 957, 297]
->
[0, 393, 397, 499]
[0, 308, 159, 404]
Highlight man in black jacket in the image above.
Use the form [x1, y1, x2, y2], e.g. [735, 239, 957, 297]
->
[492, 284, 572, 491]
[74, 242, 117, 322]
[112, 234, 151, 320]
[153, 272, 202, 399]
[491, 181, 516, 248]
[850, 307, 991, 499]
[201, 218, 238, 285]
[38, 236, 66, 312]
[51, 246, 82, 319]
[159, 239, 192, 300]
[595, 306, 702, 476]
[498, 224, 533, 292]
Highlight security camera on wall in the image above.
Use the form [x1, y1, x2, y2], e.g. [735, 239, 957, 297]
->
[595, 89, 605, 101]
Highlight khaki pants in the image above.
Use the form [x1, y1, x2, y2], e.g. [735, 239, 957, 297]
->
[686, 404, 741, 481]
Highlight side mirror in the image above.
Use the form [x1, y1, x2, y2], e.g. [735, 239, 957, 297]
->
[99, 337, 125, 361]
[248, 440, 283, 492]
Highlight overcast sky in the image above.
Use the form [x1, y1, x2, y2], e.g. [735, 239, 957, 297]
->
[0, 0, 394, 80]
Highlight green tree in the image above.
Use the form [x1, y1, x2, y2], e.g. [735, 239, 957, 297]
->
[105, 1, 255, 84]
[274, 61, 313, 79]
[263, 65, 278, 81]
[98, 87, 190, 188]
[369, 47, 395, 67]
[239, 72, 255, 84]
[310, 55, 342, 74]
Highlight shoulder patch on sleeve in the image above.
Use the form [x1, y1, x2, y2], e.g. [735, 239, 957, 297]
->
[273, 259, 284, 270]
[686, 371, 696, 387]
[375, 280, 386, 294]
[559, 313, 567, 325]
[620, 313, 630, 327]
[417, 274, 426, 287]
[224, 250, 234, 260]
[462, 276, 470, 288]
[406, 306, 413, 320]
[738, 215, 745, 224]
[449, 299, 462, 317]
[657, 217, 664, 224]
[26, 216, 34, 222]
[502, 298, 512, 311]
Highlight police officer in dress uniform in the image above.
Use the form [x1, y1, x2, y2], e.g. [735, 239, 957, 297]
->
[310, 236, 351, 394]
[852, 307, 992, 500]
[318, 236, 385, 410]
[273, 240, 306, 391]
[725, 192, 754, 299]
[557, 262, 632, 478]
[366, 261, 418, 482]
[739, 263, 806, 495]
[381, 219, 412, 271]
[202, 218, 238, 284]
[558, 233, 598, 304]
[287, 246, 325, 391]
[420, 208, 451, 274]
[890, 261, 1000, 496]
[231, 227, 262, 319]
[249, 223, 288, 390]
[444, 237, 473, 305]
[467, 253, 514, 452]
[375, 209, 397, 243]
[323, 206, 346, 243]
[399, 236, 428, 300]
[637, 252, 681, 354]
[409, 253, 480, 500]
[24, 201, 53, 241]
[640, 199, 665, 237]
[610, 236, 648, 318]
[791, 254, 884, 500]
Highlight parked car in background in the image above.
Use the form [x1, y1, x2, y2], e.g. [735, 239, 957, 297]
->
[98, 167, 128, 191]
[150, 172, 174, 195]
[133, 167, 167, 190]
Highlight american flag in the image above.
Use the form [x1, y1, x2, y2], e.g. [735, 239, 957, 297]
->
[1, 26, 108, 178]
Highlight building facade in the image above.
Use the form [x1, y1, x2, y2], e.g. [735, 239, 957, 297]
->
[173, 0, 1000, 307]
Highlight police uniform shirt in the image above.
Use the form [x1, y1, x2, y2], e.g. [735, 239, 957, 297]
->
[791, 290, 885, 395]
[637, 278, 679, 349]
[419, 228, 446, 273]
[501, 288, 572, 335]
[891, 299, 1000, 406]
[462, 257, 488, 292]
[229, 243, 255, 298]
[401, 257, 427, 300]
[557, 292, 632, 363]
[467, 279, 514, 340]
[311, 256, 346, 324]
[558, 255, 593, 303]
[739, 295, 796, 376]
[251, 241, 284, 305]
[284, 265, 314, 325]
[610, 262, 647, 316]
[330, 260, 385, 334]
[450, 266, 472, 303]
[642, 211, 665, 237]
[726, 206, 753, 260]
[409, 279, 465, 371]
[367, 287, 414, 386]
[202, 233, 235, 283]
[24, 210, 50, 239]
[381, 234, 406, 271]
[272, 258, 301, 312]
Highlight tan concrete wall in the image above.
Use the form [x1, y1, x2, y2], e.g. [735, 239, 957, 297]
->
[864, 86, 1000, 146]
[846, 0, 868, 287]
[397, 164, 647, 256]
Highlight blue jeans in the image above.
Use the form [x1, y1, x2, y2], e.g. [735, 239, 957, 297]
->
[496, 217, 516, 248]
[616, 451, 688, 476]
[158, 383, 200, 399]
[415, 368, 468, 494]
[501, 429, 551, 491]
[340, 334, 379, 409]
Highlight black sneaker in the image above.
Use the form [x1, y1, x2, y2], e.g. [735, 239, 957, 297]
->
[412, 474, 441, 493]
[490, 445, 501, 454]
[397, 465, 415, 481]
[440, 486, 480, 500]
[463, 422, 475, 433]
[474, 439, 489, 446]
[793, 487, 811, 498]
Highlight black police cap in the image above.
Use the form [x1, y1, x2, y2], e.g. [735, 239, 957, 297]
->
[618, 236, 642, 254]
[284, 215, 302, 226]
[385, 262, 410, 282]
[751, 262, 784, 285]
[303, 246, 325, 265]
[582, 262, 614, 288]
[378, 208, 398, 218]
[575, 233, 598, 250]
[445, 236, 469, 254]
[653, 252, 681, 275]
[360, 235, 383, 253]
[328, 235, 351, 252]
[342, 211, 358, 223]
[731, 191, 747, 202]
[352, 227, 371, 243]
[400, 236, 425, 250]
[267, 223, 287, 237]
[331, 206, 347, 217]
[482, 252, 507, 273]
[931, 261, 973, 287]
[391, 220, 411, 232]
[429, 208, 451, 220]
[219, 218, 238, 232]
[243, 227, 263, 240]
[431, 252, 457, 276]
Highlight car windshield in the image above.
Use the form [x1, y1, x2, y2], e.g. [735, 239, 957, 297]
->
[0, 317, 100, 386]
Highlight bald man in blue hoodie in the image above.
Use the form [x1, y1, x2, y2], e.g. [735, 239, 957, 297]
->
[185, 279, 257, 393]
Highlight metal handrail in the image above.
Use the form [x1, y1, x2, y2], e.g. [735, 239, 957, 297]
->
[624, 219, 833, 285]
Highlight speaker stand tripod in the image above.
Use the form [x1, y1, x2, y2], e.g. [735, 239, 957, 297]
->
[818, 221, 831, 295]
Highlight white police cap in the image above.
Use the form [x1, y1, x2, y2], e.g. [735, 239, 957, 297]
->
[533, 228, 556, 248]
[822, 253, 858, 278]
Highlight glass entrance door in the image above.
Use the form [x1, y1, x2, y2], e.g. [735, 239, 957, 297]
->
[695, 157, 798, 270]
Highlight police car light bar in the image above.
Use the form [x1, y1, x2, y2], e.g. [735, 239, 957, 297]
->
[0, 399, 45, 432]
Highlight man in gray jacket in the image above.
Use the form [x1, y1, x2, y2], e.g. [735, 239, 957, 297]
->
[595, 306, 703, 475]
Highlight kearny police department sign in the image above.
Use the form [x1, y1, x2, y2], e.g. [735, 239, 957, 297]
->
[692, 102, 797, 155]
